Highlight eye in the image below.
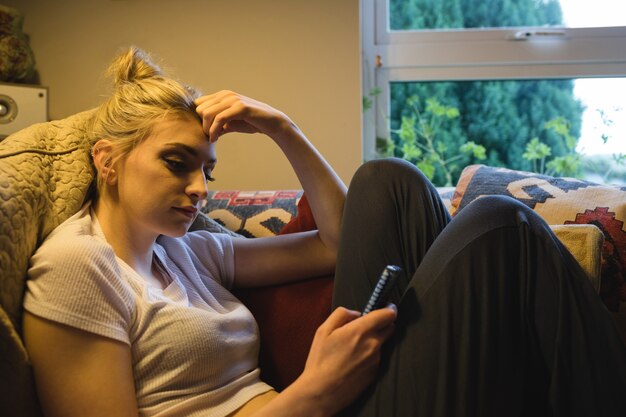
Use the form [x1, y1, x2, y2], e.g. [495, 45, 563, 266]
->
[204, 170, 216, 183]
[164, 155, 215, 182]
[164, 158, 186, 172]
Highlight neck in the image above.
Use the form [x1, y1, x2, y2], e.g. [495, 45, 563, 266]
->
[92, 197, 157, 277]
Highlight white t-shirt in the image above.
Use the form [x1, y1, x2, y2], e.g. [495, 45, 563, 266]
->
[24, 203, 272, 417]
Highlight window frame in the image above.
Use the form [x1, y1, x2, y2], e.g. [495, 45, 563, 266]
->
[361, 0, 626, 161]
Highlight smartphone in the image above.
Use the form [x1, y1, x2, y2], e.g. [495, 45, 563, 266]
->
[362, 265, 401, 315]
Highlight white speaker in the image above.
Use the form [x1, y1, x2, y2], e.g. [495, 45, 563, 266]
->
[0, 82, 48, 139]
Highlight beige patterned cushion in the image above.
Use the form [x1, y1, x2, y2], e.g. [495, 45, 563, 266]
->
[0, 109, 96, 417]
[451, 164, 626, 311]
[0, 109, 96, 325]
[452, 164, 625, 344]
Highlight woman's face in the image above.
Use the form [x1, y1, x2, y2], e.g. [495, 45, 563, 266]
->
[114, 114, 216, 238]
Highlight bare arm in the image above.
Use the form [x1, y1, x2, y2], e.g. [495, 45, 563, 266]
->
[195, 92, 396, 417]
[23, 312, 138, 417]
[195, 91, 347, 287]
[24, 307, 396, 417]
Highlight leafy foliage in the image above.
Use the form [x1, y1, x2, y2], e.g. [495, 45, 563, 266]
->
[522, 117, 581, 177]
[389, 96, 486, 186]
[362, 87, 382, 112]
[381, 0, 586, 186]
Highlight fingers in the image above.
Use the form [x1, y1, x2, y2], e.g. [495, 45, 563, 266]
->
[352, 305, 397, 347]
[193, 93, 214, 106]
[317, 306, 361, 336]
[209, 103, 247, 140]
[194, 90, 232, 108]
[194, 90, 288, 143]
[303, 304, 397, 407]
[318, 304, 397, 343]
[195, 91, 245, 142]
[360, 304, 398, 332]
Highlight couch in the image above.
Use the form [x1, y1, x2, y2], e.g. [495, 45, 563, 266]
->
[1, 111, 624, 416]
[199, 183, 625, 390]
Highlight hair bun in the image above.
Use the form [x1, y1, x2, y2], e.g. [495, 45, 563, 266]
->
[108, 46, 162, 85]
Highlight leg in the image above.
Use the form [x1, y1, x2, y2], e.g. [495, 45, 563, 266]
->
[343, 196, 626, 417]
[332, 158, 451, 311]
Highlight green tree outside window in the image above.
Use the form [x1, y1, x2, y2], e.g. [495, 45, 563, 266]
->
[382, 0, 588, 186]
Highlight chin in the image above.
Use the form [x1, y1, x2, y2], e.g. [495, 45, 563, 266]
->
[159, 222, 193, 238]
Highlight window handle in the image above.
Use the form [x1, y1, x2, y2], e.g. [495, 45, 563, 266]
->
[509, 30, 567, 41]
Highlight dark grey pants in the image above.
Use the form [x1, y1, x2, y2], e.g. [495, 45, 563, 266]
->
[332, 158, 626, 417]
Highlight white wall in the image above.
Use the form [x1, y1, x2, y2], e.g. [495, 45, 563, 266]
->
[5, 0, 362, 189]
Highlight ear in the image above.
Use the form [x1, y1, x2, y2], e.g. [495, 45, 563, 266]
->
[92, 139, 118, 185]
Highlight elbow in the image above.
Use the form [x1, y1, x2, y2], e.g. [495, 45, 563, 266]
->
[316, 232, 339, 275]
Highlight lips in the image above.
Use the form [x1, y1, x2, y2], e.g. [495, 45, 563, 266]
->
[173, 206, 198, 219]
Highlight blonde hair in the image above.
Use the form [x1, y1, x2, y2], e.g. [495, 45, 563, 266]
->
[90, 46, 202, 190]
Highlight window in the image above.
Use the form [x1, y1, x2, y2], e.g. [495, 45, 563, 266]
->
[362, 0, 626, 185]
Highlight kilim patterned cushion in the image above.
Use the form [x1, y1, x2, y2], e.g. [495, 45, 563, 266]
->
[451, 165, 626, 317]
[201, 190, 303, 238]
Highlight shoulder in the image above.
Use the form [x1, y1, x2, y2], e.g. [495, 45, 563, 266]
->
[33, 206, 117, 271]
[28, 206, 126, 297]
[25, 206, 134, 342]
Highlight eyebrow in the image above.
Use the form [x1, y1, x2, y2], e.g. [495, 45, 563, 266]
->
[163, 142, 217, 164]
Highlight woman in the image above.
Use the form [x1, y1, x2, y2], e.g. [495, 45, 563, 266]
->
[23, 47, 625, 417]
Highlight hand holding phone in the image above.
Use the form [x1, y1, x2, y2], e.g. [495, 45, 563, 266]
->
[362, 265, 401, 315]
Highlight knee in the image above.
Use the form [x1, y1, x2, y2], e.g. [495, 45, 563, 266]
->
[467, 194, 525, 213]
[463, 195, 546, 230]
[350, 158, 434, 194]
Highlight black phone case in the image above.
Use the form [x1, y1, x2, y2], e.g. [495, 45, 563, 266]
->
[362, 265, 401, 315]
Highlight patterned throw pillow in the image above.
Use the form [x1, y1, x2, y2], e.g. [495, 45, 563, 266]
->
[451, 164, 626, 313]
[200, 190, 303, 238]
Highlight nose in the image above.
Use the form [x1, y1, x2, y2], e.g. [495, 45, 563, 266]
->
[186, 169, 209, 203]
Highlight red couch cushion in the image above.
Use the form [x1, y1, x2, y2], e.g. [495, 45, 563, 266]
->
[234, 194, 334, 390]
